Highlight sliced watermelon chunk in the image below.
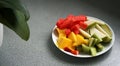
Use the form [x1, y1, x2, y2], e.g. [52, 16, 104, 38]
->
[79, 22, 88, 30]
[56, 14, 88, 34]
[65, 29, 71, 36]
[71, 50, 79, 55]
[56, 18, 65, 29]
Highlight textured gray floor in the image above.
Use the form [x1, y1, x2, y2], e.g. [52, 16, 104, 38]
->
[0, 0, 120, 66]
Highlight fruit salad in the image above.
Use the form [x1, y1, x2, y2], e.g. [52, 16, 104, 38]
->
[55, 14, 112, 56]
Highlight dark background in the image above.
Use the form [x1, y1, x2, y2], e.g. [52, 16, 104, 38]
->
[0, 0, 120, 66]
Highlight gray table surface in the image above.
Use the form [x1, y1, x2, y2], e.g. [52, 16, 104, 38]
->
[0, 0, 120, 66]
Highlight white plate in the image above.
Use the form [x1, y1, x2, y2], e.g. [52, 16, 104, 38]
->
[0, 23, 3, 47]
[52, 16, 115, 58]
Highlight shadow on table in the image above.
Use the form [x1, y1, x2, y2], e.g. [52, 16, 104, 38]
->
[47, 35, 112, 65]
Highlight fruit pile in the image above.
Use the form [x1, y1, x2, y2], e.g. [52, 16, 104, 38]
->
[56, 14, 87, 35]
[55, 14, 112, 56]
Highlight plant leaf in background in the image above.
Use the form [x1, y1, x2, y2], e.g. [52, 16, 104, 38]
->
[0, 0, 30, 21]
[0, 0, 30, 41]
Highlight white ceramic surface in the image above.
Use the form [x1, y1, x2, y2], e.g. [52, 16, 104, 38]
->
[52, 16, 115, 58]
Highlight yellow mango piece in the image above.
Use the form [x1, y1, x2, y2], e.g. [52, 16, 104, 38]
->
[56, 28, 66, 37]
[73, 42, 79, 47]
[76, 34, 89, 46]
[57, 36, 72, 49]
[73, 34, 85, 46]
[59, 34, 66, 37]
[76, 34, 84, 40]
[68, 32, 77, 43]
[76, 34, 84, 42]
[83, 39, 89, 45]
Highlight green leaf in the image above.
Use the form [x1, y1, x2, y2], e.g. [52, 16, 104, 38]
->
[0, 8, 30, 41]
[0, 0, 30, 41]
[0, 0, 30, 21]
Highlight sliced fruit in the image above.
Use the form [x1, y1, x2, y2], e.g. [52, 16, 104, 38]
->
[96, 24, 110, 37]
[92, 33, 102, 43]
[65, 29, 71, 36]
[68, 32, 77, 43]
[56, 28, 66, 37]
[90, 27, 106, 39]
[87, 17, 105, 25]
[99, 24, 112, 42]
[73, 34, 85, 46]
[82, 44, 90, 54]
[79, 22, 88, 30]
[100, 24, 112, 37]
[60, 19, 72, 29]
[79, 28, 91, 38]
[64, 47, 79, 55]
[96, 24, 112, 42]
[64, 47, 72, 52]
[86, 29, 90, 34]
[92, 38, 98, 46]
[71, 50, 79, 55]
[70, 24, 80, 34]
[90, 27, 112, 43]
[56, 18, 65, 29]
[102, 36, 112, 43]
[96, 43, 104, 52]
[85, 20, 96, 29]
[88, 38, 94, 47]
[90, 47, 97, 56]
[57, 37, 72, 49]
[84, 39, 89, 45]
[95, 21, 105, 25]
[74, 15, 87, 22]
[73, 42, 79, 47]
[73, 29, 80, 34]
[66, 14, 74, 20]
